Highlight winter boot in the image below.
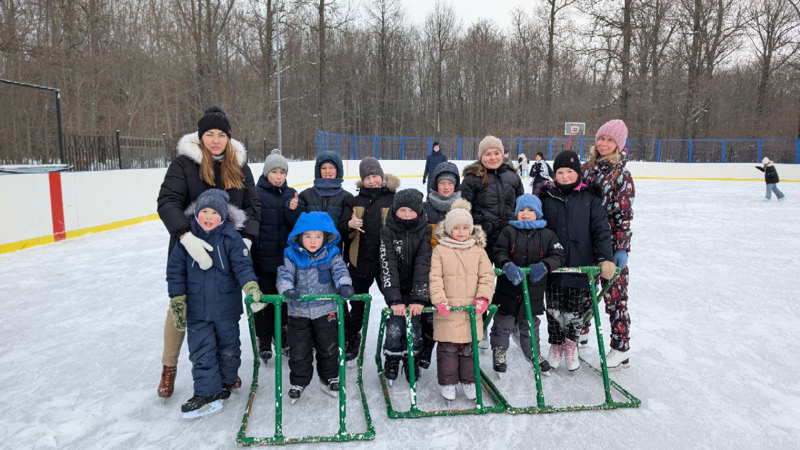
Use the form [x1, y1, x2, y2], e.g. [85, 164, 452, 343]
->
[383, 355, 401, 385]
[288, 385, 306, 403]
[345, 331, 361, 362]
[157, 365, 177, 398]
[402, 356, 421, 384]
[441, 384, 457, 401]
[547, 343, 564, 370]
[461, 382, 477, 400]
[321, 377, 340, 397]
[564, 339, 579, 371]
[181, 394, 223, 419]
[257, 337, 273, 363]
[419, 340, 435, 370]
[606, 348, 630, 371]
[492, 348, 507, 374]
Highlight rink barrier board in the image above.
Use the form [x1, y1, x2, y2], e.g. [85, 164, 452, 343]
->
[239, 293, 375, 446]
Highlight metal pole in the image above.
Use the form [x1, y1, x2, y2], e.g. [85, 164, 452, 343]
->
[115, 130, 122, 169]
[162, 132, 168, 167]
[275, 9, 283, 153]
[55, 90, 65, 164]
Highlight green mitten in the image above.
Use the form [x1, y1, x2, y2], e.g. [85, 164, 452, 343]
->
[170, 295, 187, 332]
[243, 281, 265, 312]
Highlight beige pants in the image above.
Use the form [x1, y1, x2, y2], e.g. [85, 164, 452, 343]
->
[162, 308, 186, 366]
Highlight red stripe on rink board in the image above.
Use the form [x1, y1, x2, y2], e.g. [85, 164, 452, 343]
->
[48, 172, 66, 241]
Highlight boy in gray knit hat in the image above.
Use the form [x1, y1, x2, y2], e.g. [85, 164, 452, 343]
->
[359, 157, 384, 188]
[263, 148, 289, 178]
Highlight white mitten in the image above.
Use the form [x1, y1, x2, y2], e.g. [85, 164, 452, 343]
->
[250, 302, 267, 313]
[243, 238, 252, 251]
[180, 233, 213, 270]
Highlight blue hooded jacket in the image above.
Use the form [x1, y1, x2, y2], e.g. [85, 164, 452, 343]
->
[166, 205, 257, 321]
[276, 212, 353, 319]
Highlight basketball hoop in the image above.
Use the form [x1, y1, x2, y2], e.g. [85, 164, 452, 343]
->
[564, 122, 586, 151]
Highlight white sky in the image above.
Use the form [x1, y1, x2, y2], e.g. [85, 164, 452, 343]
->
[356, 0, 531, 30]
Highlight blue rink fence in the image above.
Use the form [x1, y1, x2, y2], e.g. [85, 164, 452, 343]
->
[316, 131, 800, 164]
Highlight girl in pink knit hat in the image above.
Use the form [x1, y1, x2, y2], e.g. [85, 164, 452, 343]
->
[580, 119, 635, 371]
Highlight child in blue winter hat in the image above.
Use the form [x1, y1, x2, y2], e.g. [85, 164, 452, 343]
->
[275, 212, 355, 402]
[490, 194, 564, 378]
[166, 188, 262, 419]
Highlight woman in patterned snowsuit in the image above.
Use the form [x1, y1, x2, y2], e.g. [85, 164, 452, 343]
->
[581, 119, 635, 371]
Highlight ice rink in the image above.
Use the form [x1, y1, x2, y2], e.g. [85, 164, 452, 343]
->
[1, 177, 799, 449]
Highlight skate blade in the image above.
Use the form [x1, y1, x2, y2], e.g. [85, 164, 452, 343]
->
[495, 372, 504, 380]
[386, 379, 394, 387]
[346, 359, 357, 368]
[607, 361, 630, 372]
[290, 397, 301, 405]
[182, 400, 223, 419]
[320, 386, 339, 398]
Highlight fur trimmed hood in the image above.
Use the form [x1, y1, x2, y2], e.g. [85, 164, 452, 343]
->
[177, 132, 248, 167]
[355, 173, 400, 192]
[462, 161, 514, 178]
[184, 201, 247, 230]
[434, 221, 487, 249]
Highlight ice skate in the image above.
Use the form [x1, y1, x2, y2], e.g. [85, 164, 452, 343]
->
[181, 394, 223, 419]
[478, 334, 489, 353]
[461, 382, 477, 400]
[441, 384, 456, 405]
[384, 355, 401, 387]
[537, 355, 551, 376]
[257, 337, 273, 364]
[345, 331, 361, 365]
[547, 343, 564, 370]
[158, 365, 177, 399]
[221, 376, 242, 400]
[321, 377, 339, 397]
[288, 385, 306, 404]
[606, 349, 630, 371]
[402, 357, 421, 384]
[492, 348, 507, 379]
[564, 339, 579, 372]
[418, 340, 435, 370]
[578, 328, 590, 348]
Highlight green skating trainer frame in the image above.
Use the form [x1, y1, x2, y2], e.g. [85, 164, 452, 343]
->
[375, 304, 507, 418]
[482, 266, 641, 414]
[237, 294, 375, 445]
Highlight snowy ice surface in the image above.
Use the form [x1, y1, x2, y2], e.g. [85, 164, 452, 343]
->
[1, 177, 799, 450]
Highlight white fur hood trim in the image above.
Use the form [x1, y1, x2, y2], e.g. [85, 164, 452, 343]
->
[177, 132, 248, 167]
[184, 202, 247, 230]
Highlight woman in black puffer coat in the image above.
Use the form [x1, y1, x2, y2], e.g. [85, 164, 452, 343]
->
[460, 135, 524, 254]
[155, 106, 260, 398]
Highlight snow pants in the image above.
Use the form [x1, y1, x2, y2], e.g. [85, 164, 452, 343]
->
[546, 286, 590, 345]
[579, 266, 631, 351]
[254, 272, 288, 348]
[187, 316, 241, 398]
[288, 314, 339, 387]
[436, 342, 475, 385]
[345, 275, 379, 337]
[490, 307, 541, 361]
[383, 313, 422, 357]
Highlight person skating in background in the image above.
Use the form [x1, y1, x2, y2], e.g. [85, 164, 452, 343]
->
[340, 157, 399, 363]
[429, 199, 495, 402]
[276, 212, 355, 402]
[491, 194, 564, 377]
[286, 151, 354, 243]
[539, 150, 615, 373]
[756, 157, 786, 202]
[251, 149, 295, 364]
[517, 153, 529, 178]
[166, 189, 262, 418]
[156, 106, 260, 399]
[422, 141, 448, 189]
[530, 152, 553, 189]
[378, 189, 432, 385]
[579, 120, 636, 370]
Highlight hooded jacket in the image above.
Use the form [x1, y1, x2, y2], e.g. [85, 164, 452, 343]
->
[252, 176, 296, 274]
[340, 174, 400, 279]
[581, 145, 635, 253]
[538, 182, 613, 289]
[423, 150, 448, 183]
[756, 164, 780, 184]
[460, 161, 524, 251]
[286, 151, 354, 227]
[157, 132, 260, 256]
[429, 223, 495, 343]
[166, 204, 256, 321]
[423, 162, 462, 247]
[379, 212, 432, 306]
[276, 212, 353, 319]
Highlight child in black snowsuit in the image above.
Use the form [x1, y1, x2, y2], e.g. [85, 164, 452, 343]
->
[379, 189, 432, 385]
[167, 189, 262, 418]
[491, 194, 564, 376]
[539, 151, 615, 373]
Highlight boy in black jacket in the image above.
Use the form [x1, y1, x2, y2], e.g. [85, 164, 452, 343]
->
[539, 151, 616, 373]
[491, 194, 564, 377]
[378, 189, 432, 385]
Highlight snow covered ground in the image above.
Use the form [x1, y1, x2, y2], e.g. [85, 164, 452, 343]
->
[1, 177, 799, 449]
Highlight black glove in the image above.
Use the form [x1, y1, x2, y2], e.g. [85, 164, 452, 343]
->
[283, 289, 300, 301]
[339, 285, 355, 299]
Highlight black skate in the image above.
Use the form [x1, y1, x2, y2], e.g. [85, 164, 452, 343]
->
[527, 355, 551, 376]
[345, 331, 361, 366]
[383, 356, 401, 386]
[321, 377, 340, 397]
[493, 348, 507, 378]
[257, 337, 273, 363]
[221, 376, 242, 399]
[288, 385, 306, 404]
[418, 340, 435, 370]
[181, 394, 223, 419]
[402, 357, 421, 384]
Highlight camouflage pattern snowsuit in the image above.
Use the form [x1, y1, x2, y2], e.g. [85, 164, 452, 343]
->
[581, 145, 635, 352]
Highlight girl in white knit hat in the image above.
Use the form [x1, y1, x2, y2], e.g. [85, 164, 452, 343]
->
[756, 157, 786, 202]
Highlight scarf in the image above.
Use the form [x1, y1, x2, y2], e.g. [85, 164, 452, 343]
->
[312, 178, 343, 197]
[509, 219, 547, 229]
[427, 191, 461, 212]
[437, 236, 476, 250]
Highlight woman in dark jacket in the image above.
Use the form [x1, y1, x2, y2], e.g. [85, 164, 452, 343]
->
[155, 106, 260, 398]
[422, 141, 448, 188]
[460, 135, 524, 254]
[287, 151, 354, 229]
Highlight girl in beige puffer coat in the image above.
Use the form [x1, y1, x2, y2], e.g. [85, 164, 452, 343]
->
[429, 199, 495, 402]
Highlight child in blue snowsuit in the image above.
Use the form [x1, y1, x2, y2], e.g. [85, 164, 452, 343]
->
[167, 189, 262, 418]
[276, 212, 355, 401]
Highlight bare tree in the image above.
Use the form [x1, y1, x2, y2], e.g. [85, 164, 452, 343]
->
[424, 0, 459, 137]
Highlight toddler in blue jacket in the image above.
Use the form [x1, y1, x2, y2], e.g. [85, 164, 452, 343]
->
[167, 189, 262, 419]
[276, 212, 355, 402]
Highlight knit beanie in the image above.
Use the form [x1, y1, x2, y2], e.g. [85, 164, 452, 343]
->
[596, 119, 628, 150]
[263, 148, 289, 176]
[553, 150, 582, 177]
[198, 106, 232, 138]
[762, 157, 772, 166]
[514, 194, 543, 219]
[195, 189, 230, 222]
[443, 198, 474, 234]
[436, 172, 458, 186]
[359, 157, 384, 180]
[478, 135, 504, 160]
[392, 189, 424, 216]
